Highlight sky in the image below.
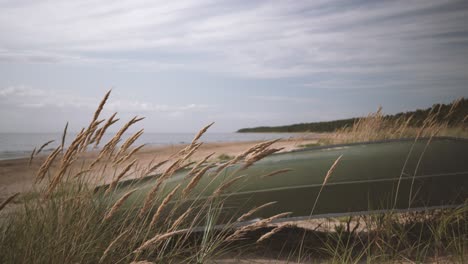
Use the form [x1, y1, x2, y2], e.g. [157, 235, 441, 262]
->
[0, 0, 467, 133]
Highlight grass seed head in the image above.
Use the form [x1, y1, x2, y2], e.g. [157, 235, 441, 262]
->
[0, 192, 20, 211]
[103, 189, 137, 221]
[191, 122, 214, 145]
[149, 184, 181, 227]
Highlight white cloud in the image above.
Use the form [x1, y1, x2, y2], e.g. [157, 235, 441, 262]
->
[251, 95, 318, 104]
[0, 0, 467, 80]
[0, 86, 211, 114]
[105, 100, 211, 113]
[0, 85, 45, 97]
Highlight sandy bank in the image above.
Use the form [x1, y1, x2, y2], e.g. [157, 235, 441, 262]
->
[0, 137, 321, 199]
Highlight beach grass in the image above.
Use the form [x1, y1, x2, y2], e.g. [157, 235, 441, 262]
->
[0, 92, 467, 263]
[0, 91, 292, 264]
[321, 98, 467, 145]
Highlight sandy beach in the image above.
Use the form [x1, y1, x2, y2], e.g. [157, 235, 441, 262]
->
[0, 136, 321, 200]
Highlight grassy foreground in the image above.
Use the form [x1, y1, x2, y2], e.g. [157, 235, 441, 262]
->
[0, 92, 467, 263]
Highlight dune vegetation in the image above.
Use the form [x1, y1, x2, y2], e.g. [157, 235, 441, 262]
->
[321, 98, 468, 145]
[238, 98, 468, 135]
[0, 91, 467, 263]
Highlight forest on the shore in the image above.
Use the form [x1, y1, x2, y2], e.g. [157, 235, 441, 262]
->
[237, 98, 467, 133]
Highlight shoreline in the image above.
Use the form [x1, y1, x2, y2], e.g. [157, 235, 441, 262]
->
[0, 132, 325, 162]
[0, 137, 321, 199]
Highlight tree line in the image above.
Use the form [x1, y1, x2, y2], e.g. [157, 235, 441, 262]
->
[237, 98, 467, 133]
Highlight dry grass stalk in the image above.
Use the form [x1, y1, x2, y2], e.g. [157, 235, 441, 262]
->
[81, 119, 106, 151]
[172, 161, 196, 175]
[91, 119, 105, 132]
[0, 192, 19, 211]
[114, 144, 146, 165]
[213, 162, 232, 177]
[237, 201, 277, 222]
[213, 175, 245, 197]
[154, 159, 183, 186]
[253, 147, 284, 161]
[89, 151, 106, 169]
[227, 212, 292, 241]
[444, 97, 462, 119]
[181, 142, 203, 162]
[149, 184, 181, 227]
[73, 169, 91, 178]
[170, 208, 193, 230]
[37, 140, 55, 154]
[171, 145, 190, 159]
[114, 129, 144, 160]
[231, 212, 291, 234]
[83, 89, 111, 146]
[191, 122, 214, 145]
[115, 116, 144, 139]
[130, 261, 155, 264]
[260, 168, 293, 178]
[163, 159, 183, 176]
[415, 122, 428, 141]
[91, 90, 111, 126]
[106, 159, 137, 194]
[28, 147, 36, 166]
[64, 141, 83, 161]
[94, 112, 119, 147]
[134, 228, 189, 253]
[82, 90, 111, 148]
[186, 152, 215, 178]
[256, 223, 290, 243]
[247, 139, 281, 157]
[435, 103, 443, 117]
[242, 147, 284, 170]
[397, 115, 413, 138]
[170, 141, 202, 162]
[212, 141, 279, 178]
[309, 155, 343, 216]
[182, 165, 215, 197]
[182, 161, 198, 169]
[155, 149, 198, 183]
[215, 140, 276, 174]
[99, 230, 129, 263]
[85, 120, 105, 146]
[103, 189, 137, 221]
[323, 155, 342, 185]
[139, 158, 183, 217]
[101, 116, 144, 157]
[80, 89, 111, 147]
[145, 160, 169, 176]
[223, 140, 280, 171]
[61, 122, 68, 150]
[139, 184, 160, 217]
[462, 114, 468, 123]
[62, 129, 87, 163]
[36, 146, 62, 182]
[46, 157, 76, 195]
[407, 129, 440, 207]
[91, 125, 103, 144]
[263, 212, 293, 223]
